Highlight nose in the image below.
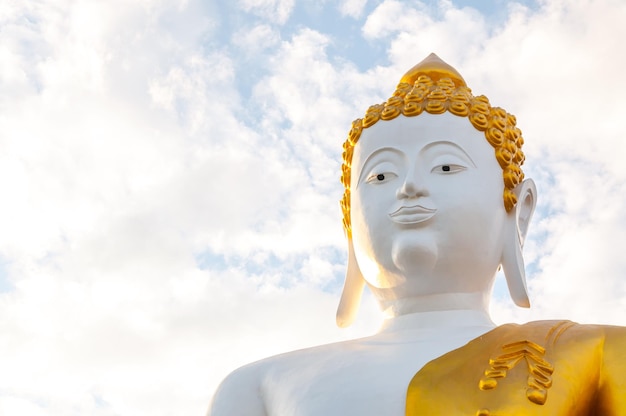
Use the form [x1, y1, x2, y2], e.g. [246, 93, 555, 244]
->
[396, 169, 428, 199]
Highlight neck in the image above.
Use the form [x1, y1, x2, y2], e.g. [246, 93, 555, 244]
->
[378, 307, 495, 335]
[375, 291, 495, 333]
[377, 291, 491, 317]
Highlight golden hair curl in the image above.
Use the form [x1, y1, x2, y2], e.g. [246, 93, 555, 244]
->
[340, 75, 525, 238]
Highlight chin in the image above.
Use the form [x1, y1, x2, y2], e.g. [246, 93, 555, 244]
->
[391, 233, 438, 275]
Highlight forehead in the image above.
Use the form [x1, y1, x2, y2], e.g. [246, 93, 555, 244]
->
[353, 113, 491, 167]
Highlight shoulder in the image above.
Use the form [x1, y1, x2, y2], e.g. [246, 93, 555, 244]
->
[207, 339, 363, 416]
[489, 320, 626, 351]
[207, 359, 269, 416]
[599, 322, 626, 342]
[510, 320, 626, 343]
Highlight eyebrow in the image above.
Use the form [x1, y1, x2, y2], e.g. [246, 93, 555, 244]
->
[421, 140, 476, 168]
[356, 146, 404, 187]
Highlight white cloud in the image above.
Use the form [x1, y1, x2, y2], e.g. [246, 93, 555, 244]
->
[238, 0, 295, 24]
[362, 0, 427, 39]
[0, 2, 361, 413]
[232, 24, 280, 54]
[338, 0, 368, 18]
[0, 396, 48, 416]
[363, 0, 489, 69]
[149, 52, 238, 134]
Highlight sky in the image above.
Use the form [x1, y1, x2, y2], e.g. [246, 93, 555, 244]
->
[1, 0, 626, 414]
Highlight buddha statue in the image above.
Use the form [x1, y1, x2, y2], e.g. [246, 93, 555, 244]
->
[208, 54, 626, 415]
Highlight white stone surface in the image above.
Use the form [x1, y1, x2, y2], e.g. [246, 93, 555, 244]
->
[208, 113, 536, 416]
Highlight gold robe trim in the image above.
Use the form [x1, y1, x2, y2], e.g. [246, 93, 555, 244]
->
[406, 320, 626, 415]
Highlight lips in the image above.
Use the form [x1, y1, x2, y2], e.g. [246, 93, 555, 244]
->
[388, 204, 437, 224]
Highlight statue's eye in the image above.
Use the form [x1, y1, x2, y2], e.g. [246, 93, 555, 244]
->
[365, 163, 398, 184]
[432, 164, 465, 174]
[366, 171, 397, 184]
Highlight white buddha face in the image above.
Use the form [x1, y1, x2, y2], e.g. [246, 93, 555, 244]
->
[350, 112, 508, 300]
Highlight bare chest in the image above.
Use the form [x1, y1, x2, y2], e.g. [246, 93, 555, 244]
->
[258, 341, 451, 416]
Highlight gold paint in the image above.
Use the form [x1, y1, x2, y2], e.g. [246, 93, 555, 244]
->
[406, 321, 626, 415]
[478, 340, 554, 405]
[478, 377, 498, 390]
[400, 52, 467, 87]
[340, 54, 525, 237]
[546, 321, 576, 345]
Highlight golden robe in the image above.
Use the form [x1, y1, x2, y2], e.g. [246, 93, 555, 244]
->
[406, 320, 626, 415]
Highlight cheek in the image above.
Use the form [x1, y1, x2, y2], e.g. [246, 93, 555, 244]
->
[442, 169, 503, 208]
[352, 187, 389, 225]
[435, 175, 506, 237]
[352, 203, 382, 247]
[351, 193, 394, 254]
[438, 197, 507, 261]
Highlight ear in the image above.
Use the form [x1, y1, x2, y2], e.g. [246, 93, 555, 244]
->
[336, 238, 366, 328]
[501, 179, 537, 308]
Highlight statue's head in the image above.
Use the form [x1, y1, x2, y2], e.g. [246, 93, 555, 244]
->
[337, 54, 537, 327]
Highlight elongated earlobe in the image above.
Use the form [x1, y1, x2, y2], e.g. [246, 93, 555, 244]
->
[336, 239, 365, 327]
[502, 179, 537, 308]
